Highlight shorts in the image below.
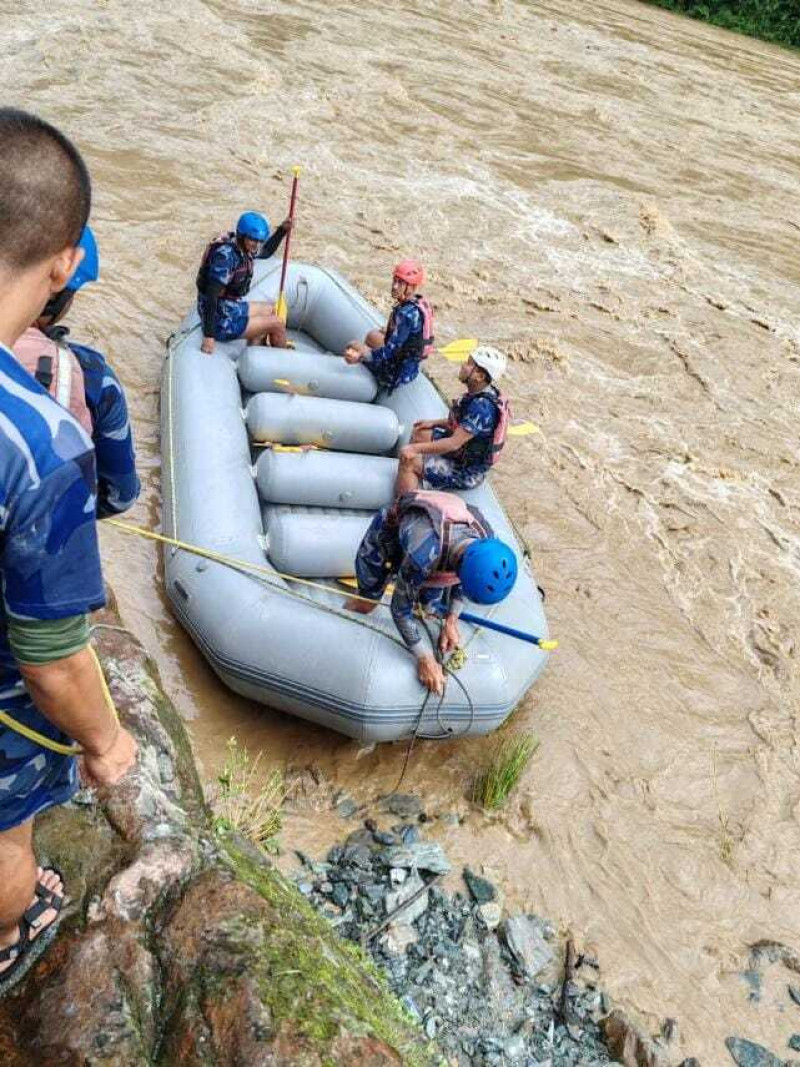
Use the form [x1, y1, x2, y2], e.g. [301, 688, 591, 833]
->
[421, 455, 488, 492]
[197, 297, 249, 342]
[0, 702, 78, 831]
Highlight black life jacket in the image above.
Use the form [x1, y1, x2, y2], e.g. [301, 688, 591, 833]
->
[196, 233, 254, 301]
[446, 386, 510, 469]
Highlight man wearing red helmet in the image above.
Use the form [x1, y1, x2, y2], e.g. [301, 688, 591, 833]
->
[343, 259, 434, 392]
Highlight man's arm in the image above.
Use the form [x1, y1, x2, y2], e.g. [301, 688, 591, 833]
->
[403, 425, 473, 460]
[257, 221, 289, 260]
[364, 304, 420, 364]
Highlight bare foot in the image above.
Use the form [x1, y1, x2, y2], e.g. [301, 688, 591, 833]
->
[344, 596, 379, 615]
[0, 867, 64, 975]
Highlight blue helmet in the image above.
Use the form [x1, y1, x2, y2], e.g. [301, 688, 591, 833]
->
[236, 211, 270, 242]
[458, 538, 518, 605]
[65, 225, 99, 293]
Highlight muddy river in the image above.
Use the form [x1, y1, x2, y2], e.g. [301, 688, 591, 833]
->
[3, 0, 800, 1060]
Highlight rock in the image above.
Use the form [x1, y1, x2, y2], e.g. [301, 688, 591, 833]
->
[679, 1060, 701, 1067]
[385, 923, 418, 955]
[335, 796, 359, 819]
[742, 968, 762, 1002]
[725, 1037, 784, 1067]
[397, 824, 420, 845]
[381, 794, 422, 818]
[463, 866, 497, 904]
[503, 916, 555, 979]
[504, 1033, 527, 1060]
[389, 868, 407, 886]
[791, 985, 800, 1008]
[385, 871, 429, 925]
[477, 902, 503, 930]
[791, 1036, 800, 1053]
[603, 1011, 670, 1066]
[379, 842, 451, 875]
[373, 830, 400, 846]
[0, 607, 433, 1067]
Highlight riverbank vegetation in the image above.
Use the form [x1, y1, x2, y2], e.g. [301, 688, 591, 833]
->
[642, 1, 800, 48]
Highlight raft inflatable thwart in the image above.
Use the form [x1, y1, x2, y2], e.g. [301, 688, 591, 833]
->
[162, 261, 551, 742]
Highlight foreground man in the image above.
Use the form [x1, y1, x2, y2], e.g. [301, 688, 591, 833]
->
[13, 225, 140, 518]
[345, 490, 517, 694]
[0, 109, 137, 994]
[197, 211, 291, 355]
[397, 345, 510, 494]
[344, 259, 434, 392]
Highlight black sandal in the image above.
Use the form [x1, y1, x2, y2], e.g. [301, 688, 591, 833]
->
[0, 868, 65, 998]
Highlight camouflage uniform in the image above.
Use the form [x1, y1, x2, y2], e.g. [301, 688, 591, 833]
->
[0, 343, 105, 831]
[363, 302, 425, 391]
[422, 391, 500, 491]
[355, 505, 486, 656]
[66, 340, 140, 517]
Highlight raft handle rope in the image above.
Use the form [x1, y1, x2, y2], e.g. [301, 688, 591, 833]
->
[0, 646, 119, 756]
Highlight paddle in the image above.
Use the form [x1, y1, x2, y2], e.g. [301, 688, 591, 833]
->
[437, 338, 478, 361]
[274, 166, 301, 324]
[337, 578, 556, 650]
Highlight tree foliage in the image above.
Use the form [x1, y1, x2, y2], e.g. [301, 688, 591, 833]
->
[642, 0, 800, 48]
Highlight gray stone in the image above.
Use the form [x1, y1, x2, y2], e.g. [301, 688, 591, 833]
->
[381, 794, 422, 818]
[742, 969, 762, 1002]
[424, 1016, 438, 1039]
[725, 1037, 784, 1067]
[331, 884, 350, 909]
[389, 868, 407, 887]
[463, 866, 496, 904]
[504, 916, 556, 979]
[791, 985, 800, 1008]
[373, 831, 400, 846]
[477, 902, 502, 930]
[791, 1037, 800, 1053]
[380, 842, 451, 874]
[503, 1034, 527, 1061]
[385, 923, 418, 955]
[335, 796, 358, 819]
[385, 871, 429, 925]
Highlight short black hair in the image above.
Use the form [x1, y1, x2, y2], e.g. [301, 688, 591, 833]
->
[0, 109, 91, 270]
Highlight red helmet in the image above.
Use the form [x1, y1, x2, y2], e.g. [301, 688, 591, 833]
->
[393, 259, 426, 287]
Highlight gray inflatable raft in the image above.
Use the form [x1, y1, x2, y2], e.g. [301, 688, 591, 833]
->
[162, 260, 551, 741]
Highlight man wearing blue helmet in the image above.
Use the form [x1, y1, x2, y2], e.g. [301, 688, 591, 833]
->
[14, 225, 141, 519]
[345, 490, 517, 694]
[196, 211, 291, 355]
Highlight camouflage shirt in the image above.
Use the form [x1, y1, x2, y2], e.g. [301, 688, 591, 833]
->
[0, 341, 105, 830]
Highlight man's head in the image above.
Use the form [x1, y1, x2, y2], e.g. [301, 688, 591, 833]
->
[392, 259, 425, 303]
[236, 211, 270, 257]
[0, 109, 91, 345]
[459, 345, 507, 387]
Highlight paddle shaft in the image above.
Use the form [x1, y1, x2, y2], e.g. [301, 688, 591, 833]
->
[459, 610, 554, 649]
[277, 168, 301, 308]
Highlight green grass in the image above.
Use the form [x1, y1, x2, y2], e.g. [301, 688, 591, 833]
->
[640, 1, 800, 49]
[211, 737, 288, 853]
[473, 733, 539, 810]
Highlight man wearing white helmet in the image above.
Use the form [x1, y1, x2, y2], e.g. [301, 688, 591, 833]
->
[396, 345, 510, 494]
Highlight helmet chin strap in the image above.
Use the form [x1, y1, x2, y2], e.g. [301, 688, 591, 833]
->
[39, 288, 74, 324]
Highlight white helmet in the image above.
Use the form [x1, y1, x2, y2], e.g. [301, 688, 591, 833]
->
[470, 345, 507, 382]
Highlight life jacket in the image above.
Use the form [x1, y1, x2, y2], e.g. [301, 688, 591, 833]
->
[385, 295, 435, 364]
[389, 490, 491, 588]
[196, 232, 253, 301]
[446, 386, 510, 469]
[12, 327, 93, 434]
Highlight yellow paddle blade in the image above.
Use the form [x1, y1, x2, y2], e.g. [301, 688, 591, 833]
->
[272, 377, 308, 395]
[437, 338, 478, 362]
[274, 292, 288, 324]
[507, 421, 541, 437]
[252, 441, 321, 452]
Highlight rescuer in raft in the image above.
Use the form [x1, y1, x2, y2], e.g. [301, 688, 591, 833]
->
[343, 259, 434, 392]
[196, 211, 291, 356]
[13, 225, 140, 519]
[395, 345, 510, 495]
[345, 490, 518, 695]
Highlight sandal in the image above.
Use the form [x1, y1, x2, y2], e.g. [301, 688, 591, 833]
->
[0, 868, 65, 998]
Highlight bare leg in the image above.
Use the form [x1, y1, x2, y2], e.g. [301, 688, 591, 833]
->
[344, 596, 380, 615]
[396, 452, 424, 496]
[365, 329, 385, 349]
[243, 312, 288, 348]
[0, 820, 41, 973]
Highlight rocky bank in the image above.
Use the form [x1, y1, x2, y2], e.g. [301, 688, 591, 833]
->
[0, 606, 433, 1066]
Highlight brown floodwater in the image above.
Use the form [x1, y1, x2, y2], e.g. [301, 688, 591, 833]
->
[4, 0, 800, 1060]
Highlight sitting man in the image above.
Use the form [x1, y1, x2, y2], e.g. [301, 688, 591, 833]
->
[197, 211, 291, 355]
[345, 489, 517, 695]
[343, 259, 434, 392]
[13, 225, 141, 518]
[396, 345, 509, 495]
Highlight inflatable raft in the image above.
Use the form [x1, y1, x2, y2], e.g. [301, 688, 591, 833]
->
[162, 260, 551, 742]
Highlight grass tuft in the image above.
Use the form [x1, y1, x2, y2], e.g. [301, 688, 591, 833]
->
[473, 733, 539, 810]
[211, 737, 288, 853]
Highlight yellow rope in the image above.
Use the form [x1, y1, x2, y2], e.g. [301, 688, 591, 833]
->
[0, 645, 119, 756]
[105, 518, 384, 608]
